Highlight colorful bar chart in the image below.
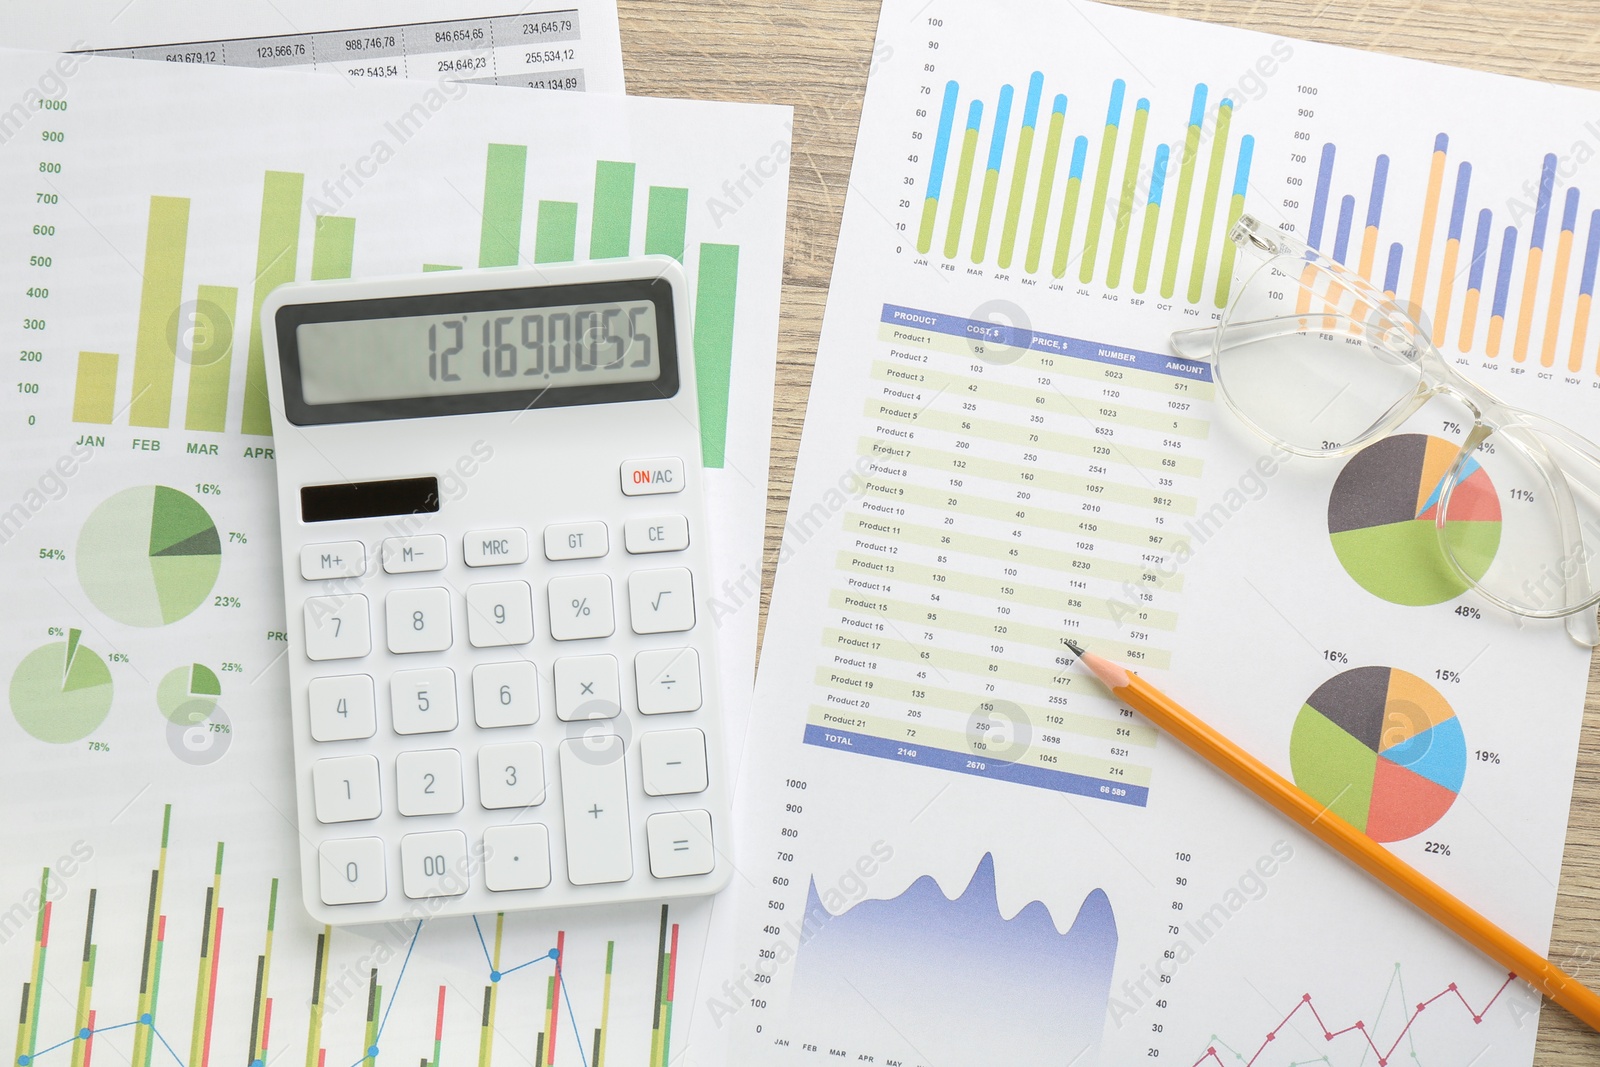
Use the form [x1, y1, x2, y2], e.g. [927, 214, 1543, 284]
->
[66, 148, 740, 464]
[915, 73, 1253, 306]
[9, 806, 687, 1067]
[1305, 132, 1600, 374]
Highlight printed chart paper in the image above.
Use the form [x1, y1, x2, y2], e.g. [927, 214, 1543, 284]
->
[0, 50, 789, 1067]
[691, 2, 1600, 1065]
[0, 0, 625, 95]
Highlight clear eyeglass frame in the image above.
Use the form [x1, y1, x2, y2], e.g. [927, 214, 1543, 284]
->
[1170, 214, 1600, 647]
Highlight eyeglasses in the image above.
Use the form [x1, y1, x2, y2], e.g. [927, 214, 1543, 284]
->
[1171, 214, 1600, 647]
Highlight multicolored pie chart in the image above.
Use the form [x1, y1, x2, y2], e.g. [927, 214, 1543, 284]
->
[1328, 433, 1502, 606]
[1289, 665, 1466, 842]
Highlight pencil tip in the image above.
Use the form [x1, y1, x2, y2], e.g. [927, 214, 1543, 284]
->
[1064, 638, 1085, 656]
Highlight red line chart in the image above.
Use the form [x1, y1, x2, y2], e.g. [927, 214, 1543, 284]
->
[1190, 973, 1520, 1067]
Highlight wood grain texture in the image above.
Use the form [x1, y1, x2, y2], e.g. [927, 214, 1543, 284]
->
[614, 1, 1600, 1061]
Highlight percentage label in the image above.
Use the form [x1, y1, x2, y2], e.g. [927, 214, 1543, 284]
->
[47, 626, 63, 636]
[1435, 669, 1461, 684]
[1509, 488, 1536, 503]
[1322, 649, 1349, 664]
[571, 598, 591, 617]
[220, 662, 243, 673]
[228, 531, 248, 544]
[107, 653, 128, 663]
[1424, 841, 1452, 856]
[215, 595, 242, 608]
[1454, 605, 1482, 620]
[1442, 420, 1461, 434]
[195, 483, 222, 495]
[38, 547, 65, 560]
[86, 741, 110, 752]
[1474, 750, 1502, 764]
[208, 722, 231, 734]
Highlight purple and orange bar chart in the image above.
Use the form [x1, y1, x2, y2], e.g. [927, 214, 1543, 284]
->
[1309, 134, 1600, 374]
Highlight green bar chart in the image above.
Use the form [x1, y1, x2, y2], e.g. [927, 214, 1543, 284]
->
[694, 245, 740, 467]
[182, 285, 238, 432]
[592, 161, 636, 259]
[66, 148, 741, 463]
[645, 186, 689, 260]
[915, 72, 1254, 304]
[241, 171, 303, 437]
[479, 143, 528, 268]
[310, 217, 356, 281]
[72, 353, 117, 424]
[536, 200, 580, 262]
[129, 197, 189, 428]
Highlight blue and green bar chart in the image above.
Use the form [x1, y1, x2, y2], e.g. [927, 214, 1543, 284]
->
[1307, 135, 1600, 374]
[917, 74, 1256, 308]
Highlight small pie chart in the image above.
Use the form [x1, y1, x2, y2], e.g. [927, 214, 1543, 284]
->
[1328, 433, 1501, 606]
[1290, 665, 1466, 842]
[77, 486, 222, 627]
[156, 663, 222, 725]
[9, 629, 114, 744]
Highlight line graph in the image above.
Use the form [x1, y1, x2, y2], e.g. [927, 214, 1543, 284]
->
[1190, 972, 1519, 1066]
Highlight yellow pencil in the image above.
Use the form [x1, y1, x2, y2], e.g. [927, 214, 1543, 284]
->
[1064, 638, 1600, 1030]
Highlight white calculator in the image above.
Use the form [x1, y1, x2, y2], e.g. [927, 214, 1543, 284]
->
[261, 257, 732, 924]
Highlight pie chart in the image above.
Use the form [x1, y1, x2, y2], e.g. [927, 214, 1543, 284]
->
[9, 629, 114, 744]
[76, 486, 222, 627]
[1290, 665, 1466, 842]
[1328, 433, 1501, 606]
[156, 663, 222, 725]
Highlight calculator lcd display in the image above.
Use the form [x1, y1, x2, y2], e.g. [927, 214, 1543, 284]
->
[295, 299, 663, 405]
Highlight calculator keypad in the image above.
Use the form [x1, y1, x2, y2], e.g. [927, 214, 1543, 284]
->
[558, 736, 633, 885]
[308, 674, 377, 741]
[390, 668, 458, 735]
[478, 741, 546, 809]
[317, 837, 387, 905]
[395, 749, 464, 817]
[554, 654, 622, 721]
[465, 581, 535, 647]
[293, 457, 723, 917]
[646, 810, 716, 878]
[312, 754, 383, 823]
[628, 568, 696, 634]
[386, 588, 453, 653]
[464, 528, 529, 567]
[401, 830, 470, 898]
[301, 541, 366, 579]
[483, 824, 552, 892]
[544, 521, 609, 561]
[547, 574, 616, 640]
[472, 661, 540, 728]
[624, 516, 690, 554]
[304, 595, 372, 661]
[382, 534, 448, 574]
[634, 647, 703, 714]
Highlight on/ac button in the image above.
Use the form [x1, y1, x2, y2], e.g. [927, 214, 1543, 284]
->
[620, 458, 686, 496]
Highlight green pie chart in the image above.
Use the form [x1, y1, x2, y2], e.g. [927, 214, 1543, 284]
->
[9, 629, 114, 743]
[157, 663, 221, 725]
[77, 486, 222, 627]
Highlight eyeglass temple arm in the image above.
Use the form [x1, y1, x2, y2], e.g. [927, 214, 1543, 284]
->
[1170, 315, 1343, 362]
[1494, 424, 1600, 646]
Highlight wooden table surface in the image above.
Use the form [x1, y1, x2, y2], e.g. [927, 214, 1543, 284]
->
[615, 1, 1600, 1061]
